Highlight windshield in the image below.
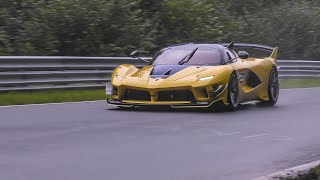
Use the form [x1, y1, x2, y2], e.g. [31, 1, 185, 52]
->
[152, 46, 222, 65]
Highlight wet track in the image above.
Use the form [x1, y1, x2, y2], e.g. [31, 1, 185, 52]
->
[0, 88, 320, 180]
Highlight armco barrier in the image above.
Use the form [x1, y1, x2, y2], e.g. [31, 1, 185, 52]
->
[0, 56, 319, 92]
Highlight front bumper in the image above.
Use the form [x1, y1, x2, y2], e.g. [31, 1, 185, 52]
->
[107, 98, 224, 109]
[106, 81, 229, 109]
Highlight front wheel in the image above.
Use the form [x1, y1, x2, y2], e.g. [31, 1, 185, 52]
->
[227, 72, 240, 111]
[258, 67, 279, 106]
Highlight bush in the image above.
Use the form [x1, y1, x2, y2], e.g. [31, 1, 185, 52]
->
[1, 0, 320, 59]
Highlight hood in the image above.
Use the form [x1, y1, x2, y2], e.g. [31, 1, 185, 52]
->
[114, 64, 228, 88]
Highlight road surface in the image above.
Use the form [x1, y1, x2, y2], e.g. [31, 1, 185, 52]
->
[0, 88, 320, 180]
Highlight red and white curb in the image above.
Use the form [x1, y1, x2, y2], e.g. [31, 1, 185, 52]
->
[253, 160, 320, 180]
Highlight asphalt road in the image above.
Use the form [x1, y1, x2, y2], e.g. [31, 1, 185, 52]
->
[0, 88, 320, 180]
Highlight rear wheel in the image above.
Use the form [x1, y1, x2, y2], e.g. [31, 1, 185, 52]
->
[258, 67, 279, 106]
[227, 72, 239, 111]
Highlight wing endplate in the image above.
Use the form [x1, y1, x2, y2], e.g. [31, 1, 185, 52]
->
[270, 47, 278, 60]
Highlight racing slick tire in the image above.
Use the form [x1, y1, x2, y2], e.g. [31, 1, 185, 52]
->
[257, 67, 279, 106]
[227, 72, 240, 111]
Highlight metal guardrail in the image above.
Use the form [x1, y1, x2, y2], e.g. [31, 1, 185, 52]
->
[0, 56, 319, 92]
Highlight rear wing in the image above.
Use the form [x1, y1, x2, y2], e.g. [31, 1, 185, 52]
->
[220, 42, 278, 60]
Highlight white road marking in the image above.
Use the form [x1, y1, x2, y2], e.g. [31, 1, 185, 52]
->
[271, 137, 293, 141]
[244, 134, 270, 139]
[213, 130, 241, 137]
[217, 131, 241, 136]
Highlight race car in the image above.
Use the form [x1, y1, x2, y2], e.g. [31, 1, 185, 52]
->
[106, 42, 279, 111]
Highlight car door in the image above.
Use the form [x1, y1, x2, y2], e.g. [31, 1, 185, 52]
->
[224, 49, 257, 102]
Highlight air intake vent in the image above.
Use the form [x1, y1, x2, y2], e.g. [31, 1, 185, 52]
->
[124, 89, 151, 101]
[158, 90, 195, 101]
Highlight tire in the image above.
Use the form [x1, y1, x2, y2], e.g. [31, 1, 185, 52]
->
[227, 72, 240, 111]
[258, 67, 279, 106]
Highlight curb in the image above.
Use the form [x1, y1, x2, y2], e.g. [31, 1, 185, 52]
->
[253, 160, 320, 180]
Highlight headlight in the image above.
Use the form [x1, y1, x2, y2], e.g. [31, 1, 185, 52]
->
[116, 75, 123, 80]
[197, 76, 214, 81]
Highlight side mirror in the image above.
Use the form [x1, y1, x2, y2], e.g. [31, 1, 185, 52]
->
[130, 50, 140, 58]
[238, 51, 249, 59]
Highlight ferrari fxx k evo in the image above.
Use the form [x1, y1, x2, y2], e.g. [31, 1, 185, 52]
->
[106, 42, 279, 111]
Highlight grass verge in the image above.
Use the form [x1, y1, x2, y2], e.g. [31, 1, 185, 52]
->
[0, 79, 319, 106]
[280, 78, 320, 89]
[0, 89, 106, 106]
[286, 165, 320, 180]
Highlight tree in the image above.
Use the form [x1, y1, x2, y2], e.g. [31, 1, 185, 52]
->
[143, 0, 241, 51]
[243, 0, 320, 59]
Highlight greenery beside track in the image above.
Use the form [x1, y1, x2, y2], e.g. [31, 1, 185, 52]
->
[286, 165, 320, 180]
[280, 78, 320, 89]
[2, 1, 320, 59]
[0, 89, 106, 106]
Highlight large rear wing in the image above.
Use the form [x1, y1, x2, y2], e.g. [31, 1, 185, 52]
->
[220, 42, 278, 60]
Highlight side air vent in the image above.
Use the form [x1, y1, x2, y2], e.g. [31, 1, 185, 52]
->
[247, 71, 261, 88]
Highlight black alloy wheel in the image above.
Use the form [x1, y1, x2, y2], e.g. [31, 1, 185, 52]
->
[257, 67, 279, 106]
[227, 72, 239, 111]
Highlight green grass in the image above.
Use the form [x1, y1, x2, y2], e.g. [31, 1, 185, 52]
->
[0, 78, 319, 106]
[0, 89, 106, 106]
[286, 165, 320, 180]
[280, 78, 320, 89]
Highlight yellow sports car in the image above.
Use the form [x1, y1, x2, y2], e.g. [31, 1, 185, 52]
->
[107, 42, 279, 111]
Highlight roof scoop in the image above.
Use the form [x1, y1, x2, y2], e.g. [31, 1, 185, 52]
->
[150, 65, 190, 79]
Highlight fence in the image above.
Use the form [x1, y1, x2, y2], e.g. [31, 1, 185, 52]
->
[0, 56, 319, 92]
